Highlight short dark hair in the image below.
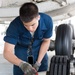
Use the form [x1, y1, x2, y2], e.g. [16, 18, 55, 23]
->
[19, 2, 39, 22]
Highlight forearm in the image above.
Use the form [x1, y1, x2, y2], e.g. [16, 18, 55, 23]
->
[3, 48, 37, 75]
[3, 51, 22, 66]
[37, 39, 50, 63]
[3, 42, 22, 66]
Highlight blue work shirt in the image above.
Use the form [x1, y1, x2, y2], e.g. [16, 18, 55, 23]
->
[4, 13, 53, 75]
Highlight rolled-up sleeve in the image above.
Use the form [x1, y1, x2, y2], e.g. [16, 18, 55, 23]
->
[4, 22, 19, 45]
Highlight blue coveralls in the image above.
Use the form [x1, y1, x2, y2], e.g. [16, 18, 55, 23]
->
[4, 13, 53, 75]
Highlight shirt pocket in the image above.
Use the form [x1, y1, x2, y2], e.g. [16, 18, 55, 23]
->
[38, 31, 45, 40]
[33, 31, 44, 47]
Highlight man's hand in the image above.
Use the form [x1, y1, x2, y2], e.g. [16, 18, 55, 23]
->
[19, 61, 36, 75]
[33, 62, 41, 71]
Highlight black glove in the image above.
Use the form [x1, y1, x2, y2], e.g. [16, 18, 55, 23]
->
[19, 61, 36, 75]
[33, 62, 41, 71]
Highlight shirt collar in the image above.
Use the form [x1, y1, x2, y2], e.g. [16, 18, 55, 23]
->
[34, 16, 47, 39]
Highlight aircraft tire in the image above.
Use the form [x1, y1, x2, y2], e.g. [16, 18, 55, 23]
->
[55, 24, 73, 57]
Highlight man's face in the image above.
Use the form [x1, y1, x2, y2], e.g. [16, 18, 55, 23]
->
[23, 16, 40, 32]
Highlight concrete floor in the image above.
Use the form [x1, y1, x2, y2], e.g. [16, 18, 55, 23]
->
[0, 54, 13, 75]
[0, 51, 55, 75]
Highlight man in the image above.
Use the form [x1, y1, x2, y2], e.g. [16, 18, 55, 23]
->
[3, 2, 53, 75]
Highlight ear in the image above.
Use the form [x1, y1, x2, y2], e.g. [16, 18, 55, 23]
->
[36, 15, 40, 21]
